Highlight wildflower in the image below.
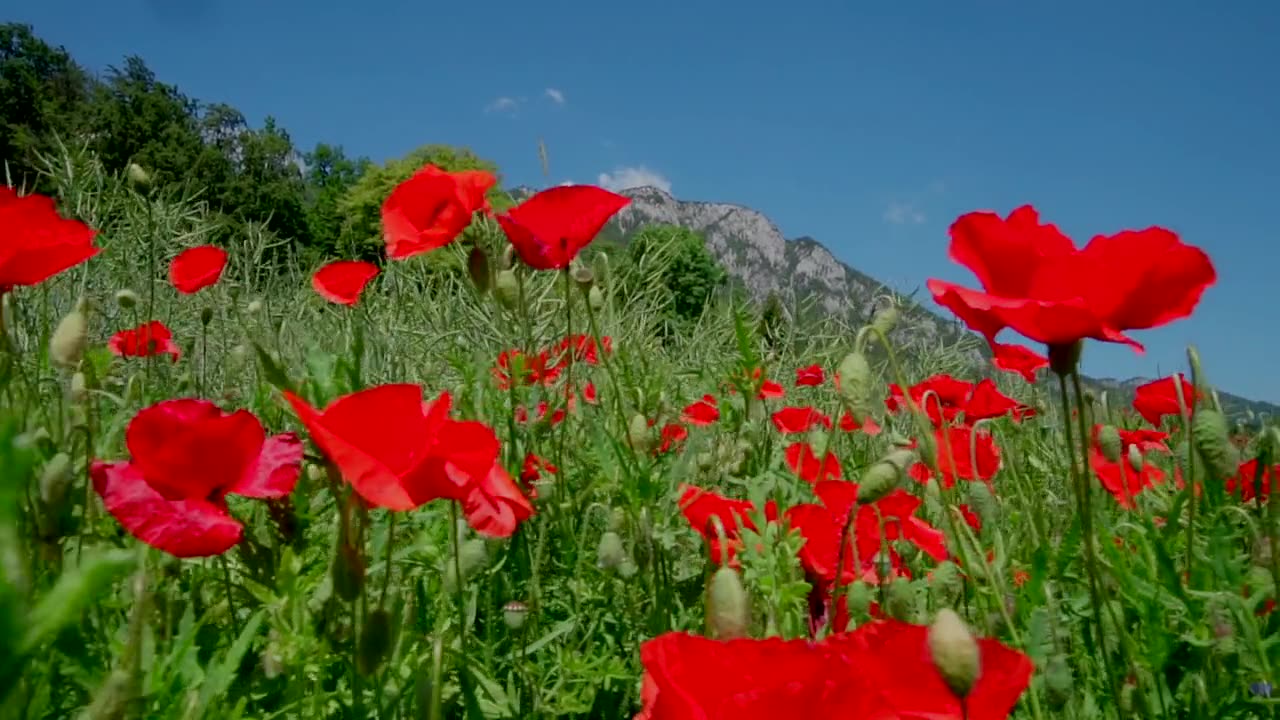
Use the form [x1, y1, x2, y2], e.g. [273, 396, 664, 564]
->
[496, 185, 630, 270]
[312, 260, 379, 306]
[771, 406, 831, 434]
[680, 394, 719, 426]
[0, 187, 100, 294]
[169, 245, 228, 294]
[795, 364, 825, 387]
[381, 164, 495, 260]
[1132, 374, 1199, 426]
[989, 341, 1049, 382]
[108, 321, 181, 361]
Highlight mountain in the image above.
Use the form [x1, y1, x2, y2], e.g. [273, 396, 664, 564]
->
[516, 184, 1279, 420]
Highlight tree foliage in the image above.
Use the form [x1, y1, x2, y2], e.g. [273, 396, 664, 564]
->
[623, 224, 727, 324]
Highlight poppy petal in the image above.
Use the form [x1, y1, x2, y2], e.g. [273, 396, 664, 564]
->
[91, 460, 243, 558]
[312, 260, 379, 306]
[125, 399, 265, 501]
[225, 433, 304, 499]
[169, 245, 228, 294]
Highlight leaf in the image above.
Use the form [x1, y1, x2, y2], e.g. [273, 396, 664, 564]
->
[252, 341, 296, 394]
[20, 548, 138, 655]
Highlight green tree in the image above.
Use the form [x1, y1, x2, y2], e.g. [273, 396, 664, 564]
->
[624, 224, 727, 323]
[302, 143, 369, 259]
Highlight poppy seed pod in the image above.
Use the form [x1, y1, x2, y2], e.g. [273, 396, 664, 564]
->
[1097, 425, 1123, 464]
[1192, 409, 1238, 479]
[857, 460, 901, 503]
[49, 299, 89, 368]
[570, 259, 594, 290]
[928, 608, 982, 699]
[494, 269, 519, 309]
[114, 289, 139, 310]
[467, 246, 490, 293]
[706, 565, 750, 639]
[627, 414, 653, 454]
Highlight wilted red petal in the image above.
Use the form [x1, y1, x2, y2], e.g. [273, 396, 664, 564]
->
[91, 460, 242, 558]
[169, 245, 228, 294]
[312, 260, 379, 306]
[0, 187, 100, 291]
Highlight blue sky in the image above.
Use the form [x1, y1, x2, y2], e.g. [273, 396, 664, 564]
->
[11, 0, 1279, 403]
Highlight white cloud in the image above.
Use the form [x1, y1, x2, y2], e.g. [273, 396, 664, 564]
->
[545, 88, 566, 105]
[485, 96, 519, 114]
[596, 166, 672, 193]
[883, 201, 926, 226]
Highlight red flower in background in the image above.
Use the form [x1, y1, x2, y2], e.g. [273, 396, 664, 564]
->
[656, 423, 688, 454]
[784, 442, 842, 483]
[771, 406, 831, 434]
[381, 164, 495, 260]
[169, 245, 228, 294]
[677, 484, 773, 565]
[837, 411, 882, 435]
[1226, 459, 1280, 503]
[492, 349, 556, 390]
[795, 364, 825, 387]
[91, 400, 302, 557]
[312, 260, 379, 306]
[927, 205, 1216, 354]
[888, 374, 1032, 427]
[109, 321, 181, 361]
[285, 384, 531, 537]
[990, 341, 1049, 382]
[0, 187, 99, 294]
[496, 185, 630, 270]
[1089, 447, 1166, 509]
[909, 425, 1002, 488]
[1091, 424, 1170, 455]
[681, 394, 719, 426]
[637, 620, 1033, 720]
[1132, 374, 1198, 426]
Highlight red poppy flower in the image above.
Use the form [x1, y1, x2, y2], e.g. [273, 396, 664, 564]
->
[312, 260, 379, 306]
[381, 164, 496, 260]
[90, 399, 302, 557]
[990, 341, 1049, 382]
[520, 452, 557, 487]
[927, 205, 1216, 355]
[680, 395, 719, 426]
[169, 245, 228, 294]
[492, 349, 557, 390]
[1091, 424, 1170, 455]
[837, 412, 882, 435]
[551, 334, 611, 366]
[109, 321, 181, 361]
[581, 381, 599, 405]
[0, 187, 99, 294]
[888, 374, 1031, 427]
[496, 185, 630, 270]
[285, 384, 531, 536]
[909, 425, 1001, 488]
[1226, 458, 1280, 503]
[657, 423, 689, 454]
[784, 442, 842, 483]
[1089, 447, 1166, 509]
[678, 484, 759, 560]
[771, 406, 831, 434]
[1132, 374, 1198, 426]
[795, 364, 825, 387]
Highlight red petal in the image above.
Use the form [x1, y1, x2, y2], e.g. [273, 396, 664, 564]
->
[225, 433, 303, 499]
[125, 399, 265, 500]
[0, 189, 100, 289]
[169, 245, 228, 294]
[312, 260, 379, 305]
[381, 165, 494, 259]
[948, 205, 1077, 298]
[1076, 227, 1216, 332]
[499, 185, 630, 270]
[92, 460, 242, 558]
[460, 463, 534, 538]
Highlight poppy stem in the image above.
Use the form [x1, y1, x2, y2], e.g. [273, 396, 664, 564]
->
[219, 555, 241, 636]
[448, 502, 475, 701]
[380, 513, 396, 610]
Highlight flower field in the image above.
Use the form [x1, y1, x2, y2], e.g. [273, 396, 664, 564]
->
[1, 156, 1277, 720]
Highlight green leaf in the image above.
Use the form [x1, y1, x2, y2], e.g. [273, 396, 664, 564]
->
[21, 548, 139, 655]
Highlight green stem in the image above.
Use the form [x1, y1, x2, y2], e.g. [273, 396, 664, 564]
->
[380, 513, 397, 609]
[449, 503, 474, 705]
[219, 555, 241, 636]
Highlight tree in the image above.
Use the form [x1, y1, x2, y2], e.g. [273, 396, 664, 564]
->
[303, 143, 369, 258]
[624, 224, 726, 323]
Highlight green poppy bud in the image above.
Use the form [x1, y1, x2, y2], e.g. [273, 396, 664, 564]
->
[1096, 425, 1122, 464]
[49, 300, 88, 368]
[597, 531, 625, 571]
[857, 460, 901, 503]
[467, 246, 490, 293]
[928, 608, 981, 699]
[706, 565, 750, 640]
[357, 608, 394, 676]
[495, 270, 519, 309]
[1192, 408, 1238, 479]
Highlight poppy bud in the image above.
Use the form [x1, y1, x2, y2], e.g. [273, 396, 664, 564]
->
[882, 447, 917, 471]
[467, 246, 490, 293]
[592, 252, 610, 287]
[503, 600, 529, 630]
[49, 299, 88, 368]
[695, 451, 714, 471]
[200, 307, 214, 327]
[706, 565, 750, 640]
[857, 460, 901, 503]
[494, 270, 519, 309]
[261, 629, 285, 679]
[245, 299, 263, 315]
[126, 162, 151, 188]
[871, 304, 899, 336]
[1126, 444, 1144, 473]
[1097, 425, 1123, 463]
[1252, 537, 1273, 568]
[929, 561, 962, 605]
[928, 608, 981, 699]
[1044, 653, 1074, 706]
[332, 541, 365, 602]
[115, 289, 139, 310]
[588, 285, 605, 311]
[570, 259, 593, 290]
[357, 608, 394, 676]
[886, 576, 916, 622]
[836, 351, 873, 410]
[1191, 408, 1238, 479]
[627, 414, 652, 454]
[501, 242, 517, 270]
[39, 452, 73, 511]
[968, 482, 1000, 526]
[597, 530, 626, 571]
[845, 581, 873, 625]
[1047, 340, 1083, 376]
[69, 372, 87, 404]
